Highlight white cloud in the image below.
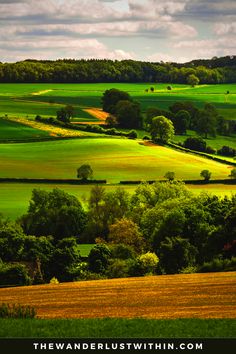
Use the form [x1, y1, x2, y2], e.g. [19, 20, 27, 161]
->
[214, 22, 236, 35]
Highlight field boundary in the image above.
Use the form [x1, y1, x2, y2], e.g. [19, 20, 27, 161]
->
[0, 178, 236, 185]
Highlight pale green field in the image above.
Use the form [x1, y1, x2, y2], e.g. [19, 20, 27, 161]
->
[0, 138, 231, 182]
[0, 182, 235, 220]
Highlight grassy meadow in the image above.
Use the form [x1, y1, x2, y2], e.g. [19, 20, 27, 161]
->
[0, 138, 231, 181]
[1, 82, 236, 121]
[0, 318, 235, 338]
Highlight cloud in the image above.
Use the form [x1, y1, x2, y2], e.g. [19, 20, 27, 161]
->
[214, 22, 236, 35]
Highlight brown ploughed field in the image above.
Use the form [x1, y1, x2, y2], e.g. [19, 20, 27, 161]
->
[0, 272, 235, 319]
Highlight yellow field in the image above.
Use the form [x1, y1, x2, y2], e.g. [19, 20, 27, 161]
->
[0, 272, 235, 319]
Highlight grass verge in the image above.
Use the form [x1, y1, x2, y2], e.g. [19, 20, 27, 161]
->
[0, 318, 235, 338]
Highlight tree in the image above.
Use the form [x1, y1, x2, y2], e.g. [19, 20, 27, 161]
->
[184, 137, 206, 152]
[200, 170, 212, 181]
[159, 236, 197, 274]
[57, 105, 75, 123]
[173, 110, 190, 134]
[164, 171, 175, 181]
[114, 100, 142, 129]
[101, 88, 131, 113]
[45, 237, 81, 282]
[20, 189, 87, 239]
[87, 244, 111, 274]
[187, 74, 199, 87]
[229, 168, 236, 179]
[108, 218, 144, 253]
[77, 164, 93, 181]
[150, 116, 174, 143]
[196, 104, 217, 138]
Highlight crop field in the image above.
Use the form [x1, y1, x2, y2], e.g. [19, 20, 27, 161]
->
[0, 138, 231, 181]
[1, 182, 236, 220]
[0, 272, 235, 319]
[0, 118, 50, 140]
[1, 83, 236, 122]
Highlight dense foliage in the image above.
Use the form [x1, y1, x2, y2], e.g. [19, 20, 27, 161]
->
[0, 182, 235, 285]
[0, 56, 236, 83]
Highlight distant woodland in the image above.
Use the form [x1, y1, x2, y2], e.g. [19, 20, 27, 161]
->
[0, 56, 236, 83]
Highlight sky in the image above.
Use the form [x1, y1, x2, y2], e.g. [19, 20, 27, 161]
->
[0, 0, 235, 63]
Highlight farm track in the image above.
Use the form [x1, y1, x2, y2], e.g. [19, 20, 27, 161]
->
[0, 272, 235, 319]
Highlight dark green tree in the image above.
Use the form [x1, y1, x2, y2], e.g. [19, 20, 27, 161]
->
[77, 164, 93, 180]
[20, 188, 87, 240]
[114, 100, 142, 128]
[159, 236, 197, 274]
[87, 244, 111, 274]
[102, 88, 131, 113]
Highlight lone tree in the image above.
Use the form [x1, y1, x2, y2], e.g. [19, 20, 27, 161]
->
[200, 170, 212, 181]
[57, 105, 75, 123]
[77, 164, 93, 181]
[187, 74, 199, 87]
[229, 168, 236, 179]
[164, 171, 175, 181]
[150, 116, 174, 143]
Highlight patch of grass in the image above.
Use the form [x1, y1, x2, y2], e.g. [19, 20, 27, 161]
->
[78, 244, 95, 258]
[0, 318, 235, 338]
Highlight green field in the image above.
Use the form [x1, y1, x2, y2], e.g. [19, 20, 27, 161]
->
[0, 82, 236, 220]
[0, 318, 234, 338]
[0, 138, 231, 181]
[1, 83, 236, 122]
[0, 118, 50, 140]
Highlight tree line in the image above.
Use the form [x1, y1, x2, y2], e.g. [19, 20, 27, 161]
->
[0, 184, 235, 286]
[0, 56, 236, 83]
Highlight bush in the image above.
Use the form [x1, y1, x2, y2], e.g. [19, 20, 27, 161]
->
[206, 146, 216, 154]
[127, 130, 138, 139]
[49, 277, 59, 285]
[0, 263, 31, 286]
[217, 145, 236, 157]
[143, 135, 150, 140]
[138, 252, 159, 274]
[184, 137, 206, 152]
[0, 303, 36, 318]
[107, 259, 130, 278]
[198, 258, 236, 273]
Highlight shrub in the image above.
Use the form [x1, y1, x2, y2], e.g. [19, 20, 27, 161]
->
[0, 303, 36, 319]
[127, 130, 138, 139]
[167, 86, 172, 90]
[184, 137, 206, 152]
[206, 146, 216, 154]
[138, 252, 159, 274]
[107, 259, 130, 278]
[217, 145, 236, 157]
[49, 277, 59, 284]
[198, 258, 236, 273]
[143, 135, 150, 140]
